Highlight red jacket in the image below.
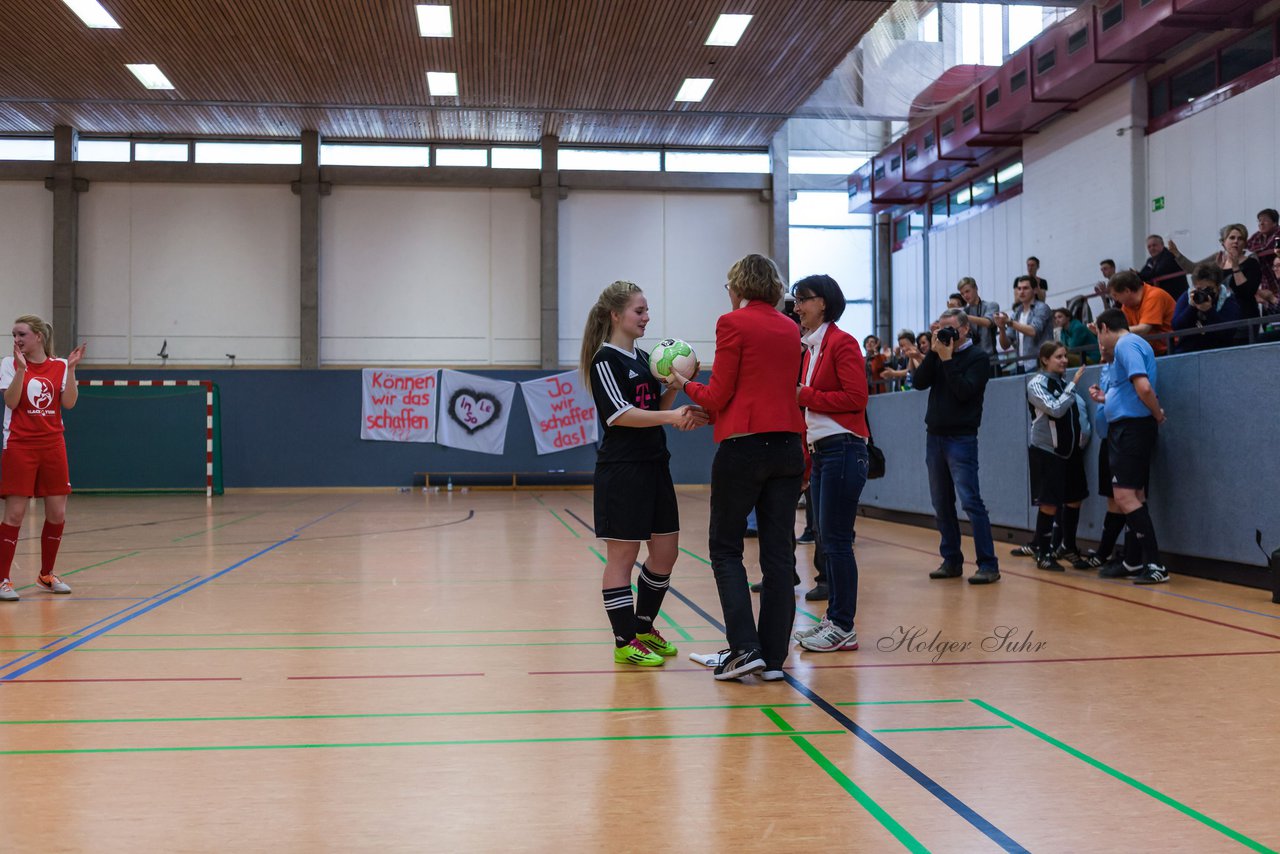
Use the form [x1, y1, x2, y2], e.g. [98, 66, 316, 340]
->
[683, 300, 806, 443]
[796, 322, 870, 438]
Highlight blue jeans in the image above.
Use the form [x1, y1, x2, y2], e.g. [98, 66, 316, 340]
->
[925, 433, 998, 572]
[808, 434, 868, 631]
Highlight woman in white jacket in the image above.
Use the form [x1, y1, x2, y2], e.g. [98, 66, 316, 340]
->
[1025, 341, 1091, 570]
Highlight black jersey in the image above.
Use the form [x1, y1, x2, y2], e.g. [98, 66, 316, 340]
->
[589, 344, 670, 464]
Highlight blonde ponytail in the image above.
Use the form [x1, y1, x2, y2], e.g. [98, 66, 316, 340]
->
[14, 314, 55, 357]
[578, 281, 642, 392]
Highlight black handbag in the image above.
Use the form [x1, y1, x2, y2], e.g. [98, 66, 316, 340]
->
[867, 437, 886, 479]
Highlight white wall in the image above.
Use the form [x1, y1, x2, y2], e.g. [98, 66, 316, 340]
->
[558, 191, 769, 365]
[890, 237, 925, 336]
[1021, 81, 1144, 304]
[0, 182, 54, 323]
[80, 183, 300, 365]
[320, 186, 539, 365]
[1149, 75, 1280, 263]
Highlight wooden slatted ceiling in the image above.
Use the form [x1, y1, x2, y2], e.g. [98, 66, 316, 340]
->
[0, 0, 888, 145]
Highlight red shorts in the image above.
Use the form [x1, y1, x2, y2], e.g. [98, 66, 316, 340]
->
[0, 441, 71, 498]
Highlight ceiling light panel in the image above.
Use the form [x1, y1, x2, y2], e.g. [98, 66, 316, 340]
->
[126, 64, 174, 89]
[426, 71, 458, 97]
[416, 5, 452, 37]
[63, 0, 120, 28]
[706, 14, 751, 46]
[674, 78, 713, 102]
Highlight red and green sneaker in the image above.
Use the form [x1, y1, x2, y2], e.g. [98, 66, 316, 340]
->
[636, 628, 678, 657]
[614, 638, 664, 667]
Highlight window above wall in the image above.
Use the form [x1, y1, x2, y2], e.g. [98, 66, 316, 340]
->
[1148, 18, 1280, 132]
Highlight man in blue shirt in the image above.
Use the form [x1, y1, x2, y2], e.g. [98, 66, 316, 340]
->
[1088, 309, 1168, 584]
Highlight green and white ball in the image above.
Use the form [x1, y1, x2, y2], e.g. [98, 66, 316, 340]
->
[649, 338, 698, 381]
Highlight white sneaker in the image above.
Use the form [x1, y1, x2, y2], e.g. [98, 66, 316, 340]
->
[793, 616, 831, 642]
[0, 579, 18, 602]
[37, 574, 71, 594]
[760, 669, 786, 681]
[798, 621, 858, 652]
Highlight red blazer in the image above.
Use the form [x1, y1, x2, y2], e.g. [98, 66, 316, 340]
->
[683, 300, 806, 443]
[796, 322, 870, 438]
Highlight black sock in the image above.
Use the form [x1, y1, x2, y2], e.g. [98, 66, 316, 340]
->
[1123, 532, 1141, 567]
[1098, 511, 1125, 558]
[634, 565, 670, 634]
[602, 586, 635, 647]
[1060, 506, 1081, 552]
[1033, 511, 1056, 555]
[1125, 505, 1161, 567]
[1049, 518, 1063, 553]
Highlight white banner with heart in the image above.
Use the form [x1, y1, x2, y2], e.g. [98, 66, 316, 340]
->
[435, 369, 517, 455]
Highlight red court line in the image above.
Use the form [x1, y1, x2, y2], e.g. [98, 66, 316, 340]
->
[1, 677, 242, 684]
[799, 649, 1280, 669]
[528, 667, 709, 675]
[286, 672, 484, 680]
[859, 534, 1280, 642]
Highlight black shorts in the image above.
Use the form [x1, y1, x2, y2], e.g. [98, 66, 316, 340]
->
[1106, 417, 1157, 492]
[1028, 446, 1088, 507]
[594, 460, 679, 541]
[1097, 446, 1112, 498]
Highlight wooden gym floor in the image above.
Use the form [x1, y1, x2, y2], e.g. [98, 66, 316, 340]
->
[1, 489, 1277, 853]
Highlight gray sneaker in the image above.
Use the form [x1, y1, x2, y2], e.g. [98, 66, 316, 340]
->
[793, 616, 832, 642]
[37, 574, 71, 594]
[0, 579, 18, 602]
[798, 621, 858, 652]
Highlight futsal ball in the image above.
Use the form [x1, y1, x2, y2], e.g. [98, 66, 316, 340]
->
[649, 338, 698, 380]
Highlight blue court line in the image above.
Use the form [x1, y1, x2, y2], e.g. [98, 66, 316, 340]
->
[0, 538, 296, 682]
[663, 583, 1028, 852]
[0, 577, 201, 676]
[294, 500, 362, 533]
[562, 507, 594, 536]
[1093, 577, 1280, 621]
[50, 597, 150, 602]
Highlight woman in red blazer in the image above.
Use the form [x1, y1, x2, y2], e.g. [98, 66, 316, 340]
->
[788, 275, 870, 654]
[664, 254, 806, 681]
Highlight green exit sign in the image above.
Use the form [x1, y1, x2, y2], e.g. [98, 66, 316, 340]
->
[1153, 196, 1165, 211]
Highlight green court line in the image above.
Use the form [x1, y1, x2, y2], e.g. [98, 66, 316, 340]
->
[836, 699, 965, 707]
[872, 725, 1014, 734]
[13, 551, 141, 592]
[0, 729, 846, 756]
[971, 699, 1277, 854]
[1, 702, 816, 727]
[587, 546, 694, 642]
[762, 708, 929, 853]
[171, 513, 262, 542]
[0, 627, 672, 640]
[678, 547, 710, 565]
[533, 494, 580, 538]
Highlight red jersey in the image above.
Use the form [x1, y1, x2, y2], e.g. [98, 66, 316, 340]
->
[1, 356, 68, 448]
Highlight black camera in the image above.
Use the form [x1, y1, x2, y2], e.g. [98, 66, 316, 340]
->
[1191, 288, 1213, 306]
[936, 326, 960, 346]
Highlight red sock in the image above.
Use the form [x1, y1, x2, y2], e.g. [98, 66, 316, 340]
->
[41, 521, 65, 578]
[0, 522, 19, 582]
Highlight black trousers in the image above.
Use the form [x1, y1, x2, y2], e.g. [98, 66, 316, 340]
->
[708, 432, 805, 669]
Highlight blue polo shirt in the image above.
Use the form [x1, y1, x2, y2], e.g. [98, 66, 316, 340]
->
[1103, 333, 1158, 421]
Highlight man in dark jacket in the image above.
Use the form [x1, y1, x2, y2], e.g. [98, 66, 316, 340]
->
[1139, 234, 1188, 301]
[911, 309, 1000, 584]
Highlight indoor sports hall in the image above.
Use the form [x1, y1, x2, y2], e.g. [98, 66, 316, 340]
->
[2, 2, 1278, 852]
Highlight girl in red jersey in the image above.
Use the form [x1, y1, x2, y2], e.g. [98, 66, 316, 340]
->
[0, 315, 85, 602]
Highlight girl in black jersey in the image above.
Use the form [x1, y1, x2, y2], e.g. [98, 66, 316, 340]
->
[579, 281, 705, 667]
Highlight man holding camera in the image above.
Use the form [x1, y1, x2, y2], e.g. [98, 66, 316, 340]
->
[1088, 309, 1167, 583]
[912, 309, 1000, 585]
[1172, 263, 1243, 353]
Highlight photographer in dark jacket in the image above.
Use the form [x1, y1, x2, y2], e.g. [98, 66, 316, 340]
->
[911, 309, 1000, 584]
[1173, 263, 1241, 353]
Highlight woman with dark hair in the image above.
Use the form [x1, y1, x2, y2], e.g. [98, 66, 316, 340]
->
[1024, 341, 1090, 571]
[788, 274, 870, 653]
[663, 254, 805, 681]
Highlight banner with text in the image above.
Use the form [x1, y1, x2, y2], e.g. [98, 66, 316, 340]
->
[520, 370, 598, 455]
[360, 369, 439, 443]
[436, 369, 517, 455]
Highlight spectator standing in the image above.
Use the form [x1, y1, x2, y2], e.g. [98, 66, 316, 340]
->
[1107, 270, 1175, 356]
[1088, 309, 1169, 585]
[864, 335, 887, 395]
[958, 277, 1000, 357]
[1138, 235, 1188, 301]
[912, 309, 1000, 585]
[947, 293, 965, 309]
[1018, 256, 1048, 302]
[1248, 208, 1279, 298]
[995, 276, 1053, 372]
